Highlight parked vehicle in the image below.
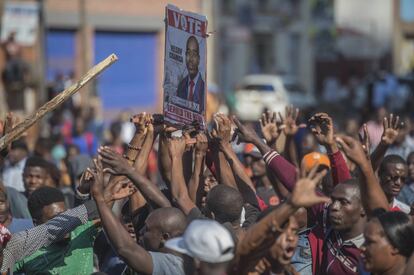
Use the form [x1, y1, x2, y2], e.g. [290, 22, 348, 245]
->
[233, 74, 315, 121]
[234, 74, 288, 121]
[281, 75, 316, 109]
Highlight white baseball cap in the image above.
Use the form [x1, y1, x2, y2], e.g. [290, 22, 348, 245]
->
[165, 219, 235, 263]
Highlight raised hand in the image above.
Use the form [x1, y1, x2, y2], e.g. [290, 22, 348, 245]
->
[232, 116, 261, 145]
[212, 113, 232, 144]
[381, 113, 401, 145]
[151, 114, 165, 134]
[88, 158, 105, 199]
[130, 112, 151, 133]
[260, 111, 281, 145]
[182, 126, 197, 151]
[358, 123, 371, 157]
[0, 112, 19, 140]
[289, 165, 330, 208]
[280, 105, 305, 136]
[309, 112, 335, 147]
[335, 135, 369, 166]
[0, 112, 18, 136]
[98, 146, 132, 175]
[78, 169, 94, 194]
[195, 132, 208, 154]
[103, 178, 137, 202]
[166, 136, 187, 158]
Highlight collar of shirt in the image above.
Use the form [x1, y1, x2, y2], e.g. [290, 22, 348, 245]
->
[332, 230, 365, 248]
[344, 233, 365, 248]
[187, 72, 200, 88]
[391, 198, 411, 214]
[6, 157, 26, 169]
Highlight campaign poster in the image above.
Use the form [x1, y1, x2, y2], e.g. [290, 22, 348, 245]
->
[163, 4, 207, 129]
[1, 1, 39, 46]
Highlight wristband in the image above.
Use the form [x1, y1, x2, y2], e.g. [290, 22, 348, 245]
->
[127, 144, 141, 151]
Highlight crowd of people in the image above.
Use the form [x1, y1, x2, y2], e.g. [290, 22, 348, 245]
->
[0, 102, 413, 275]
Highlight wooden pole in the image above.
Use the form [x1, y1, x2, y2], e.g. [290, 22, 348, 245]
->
[0, 53, 118, 151]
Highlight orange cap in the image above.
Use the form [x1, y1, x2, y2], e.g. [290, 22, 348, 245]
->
[301, 152, 330, 173]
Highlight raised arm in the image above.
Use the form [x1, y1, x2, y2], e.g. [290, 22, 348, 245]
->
[158, 132, 173, 185]
[309, 113, 351, 185]
[188, 133, 208, 205]
[0, 112, 18, 161]
[259, 111, 281, 151]
[208, 124, 238, 189]
[99, 147, 171, 208]
[370, 114, 401, 172]
[89, 158, 153, 275]
[233, 116, 297, 192]
[336, 135, 389, 215]
[167, 137, 197, 215]
[280, 106, 305, 167]
[133, 116, 155, 174]
[1, 200, 97, 272]
[236, 165, 330, 270]
[214, 114, 256, 192]
[103, 113, 149, 214]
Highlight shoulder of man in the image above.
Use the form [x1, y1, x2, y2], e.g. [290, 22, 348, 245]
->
[149, 251, 185, 275]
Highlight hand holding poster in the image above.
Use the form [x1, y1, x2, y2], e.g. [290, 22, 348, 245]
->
[163, 4, 207, 129]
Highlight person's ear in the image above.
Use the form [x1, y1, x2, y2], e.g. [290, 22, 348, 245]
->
[390, 245, 400, 256]
[193, 258, 201, 270]
[360, 205, 366, 217]
[162, 232, 170, 241]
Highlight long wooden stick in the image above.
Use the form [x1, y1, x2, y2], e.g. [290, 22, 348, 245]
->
[0, 53, 118, 151]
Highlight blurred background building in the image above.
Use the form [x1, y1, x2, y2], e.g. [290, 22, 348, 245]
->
[0, 0, 413, 126]
[0, 0, 211, 120]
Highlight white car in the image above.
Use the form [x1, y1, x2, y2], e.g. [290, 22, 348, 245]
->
[234, 74, 289, 121]
[281, 75, 316, 109]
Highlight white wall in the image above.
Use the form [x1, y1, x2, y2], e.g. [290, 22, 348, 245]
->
[335, 0, 393, 51]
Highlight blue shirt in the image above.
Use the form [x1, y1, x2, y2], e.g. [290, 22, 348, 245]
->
[7, 218, 33, 234]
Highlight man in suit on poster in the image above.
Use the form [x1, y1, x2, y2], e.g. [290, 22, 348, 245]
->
[176, 35, 205, 113]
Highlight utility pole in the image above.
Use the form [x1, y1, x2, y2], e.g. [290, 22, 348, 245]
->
[37, 0, 46, 105]
[79, 0, 91, 112]
[0, 0, 8, 116]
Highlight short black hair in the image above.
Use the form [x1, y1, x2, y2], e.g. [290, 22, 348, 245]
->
[373, 210, 414, 257]
[24, 156, 50, 171]
[47, 162, 61, 186]
[407, 151, 414, 163]
[378, 155, 406, 178]
[207, 185, 243, 224]
[28, 186, 65, 221]
[10, 139, 28, 152]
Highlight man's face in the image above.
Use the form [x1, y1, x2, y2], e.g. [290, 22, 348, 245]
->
[408, 154, 414, 182]
[8, 148, 27, 165]
[251, 158, 266, 178]
[328, 184, 363, 232]
[142, 213, 162, 251]
[39, 202, 66, 224]
[270, 216, 299, 267]
[186, 38, 200, 79]
[23, 167, 48, 195]
[361, 219, 397, 273]
[380, 163, 407, 200]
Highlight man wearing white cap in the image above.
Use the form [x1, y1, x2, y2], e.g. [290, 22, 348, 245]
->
[165, 219, 235, 275]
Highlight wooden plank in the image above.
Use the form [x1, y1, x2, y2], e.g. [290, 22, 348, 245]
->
[0, 53, 118, 151]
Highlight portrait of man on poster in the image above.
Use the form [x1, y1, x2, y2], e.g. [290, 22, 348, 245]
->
[176, 35, 205, 112]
